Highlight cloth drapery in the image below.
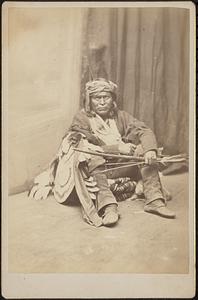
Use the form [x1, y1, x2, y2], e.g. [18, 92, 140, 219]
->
[80, 7, 189, 154]
[88, 114, 122, 145]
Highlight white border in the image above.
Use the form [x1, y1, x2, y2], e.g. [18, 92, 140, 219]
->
[2, 1, 196, 298]
[2, 1, 196, 9]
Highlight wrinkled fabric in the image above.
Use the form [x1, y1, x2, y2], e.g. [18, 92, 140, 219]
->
[30, 106, 166, 225]
[69, 108, 165, 209]
[86, 78, 117, 95]
[69, 108, 158, 154]
[87, 153, 165, 211]
[91, 167, 118, 214]
[73, 146, 103, 227]
[80, 8, 189, 155]
[140, 164, 165, 205]
[89, 114, 121, 145]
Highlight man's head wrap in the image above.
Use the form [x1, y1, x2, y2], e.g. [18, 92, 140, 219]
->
[84, 78, 118, 116]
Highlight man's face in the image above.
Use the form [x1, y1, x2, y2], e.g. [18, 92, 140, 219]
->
[90, 91, 113, 118]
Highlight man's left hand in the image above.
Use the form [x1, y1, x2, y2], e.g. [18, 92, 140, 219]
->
[144, 150, 157, 165]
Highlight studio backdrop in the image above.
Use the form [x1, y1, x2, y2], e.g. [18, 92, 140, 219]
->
[81, 7, 189, 155]
[7, 7, 189, 193]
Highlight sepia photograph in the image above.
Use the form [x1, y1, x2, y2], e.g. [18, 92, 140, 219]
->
[2, 1, 195, 298]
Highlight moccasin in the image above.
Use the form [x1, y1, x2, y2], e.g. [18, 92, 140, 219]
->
[102, 211, 119, 226]
[102, 204, 119, 226]
[144, 200, 176, 219]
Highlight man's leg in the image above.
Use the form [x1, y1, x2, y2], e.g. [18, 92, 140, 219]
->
[88, 155, 119, 226]
[106, 162, 175, 218]
[140, 164, 176, 218]
[140, 164, 164, 205]
[88, 154, 175, 221]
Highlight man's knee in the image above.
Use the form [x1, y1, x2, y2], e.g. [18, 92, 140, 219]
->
[88, 154, 106, 173]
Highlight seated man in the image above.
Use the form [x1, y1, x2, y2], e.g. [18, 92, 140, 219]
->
[69, 77, 175, 224]
[30, 78, 175, 227]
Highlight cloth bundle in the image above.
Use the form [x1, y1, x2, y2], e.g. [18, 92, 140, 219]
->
[108, 177, 138, 201]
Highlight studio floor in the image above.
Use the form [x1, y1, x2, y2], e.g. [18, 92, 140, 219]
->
[8, 173, 189, 274]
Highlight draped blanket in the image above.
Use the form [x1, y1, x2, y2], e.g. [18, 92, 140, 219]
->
[29, 109, 184, 226]
[29, 133, 103, 227]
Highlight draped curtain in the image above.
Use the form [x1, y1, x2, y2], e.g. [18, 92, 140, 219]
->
[80, 8, 189, 155]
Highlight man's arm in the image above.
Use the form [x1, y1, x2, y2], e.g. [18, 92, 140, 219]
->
[117, 110, 158, 154]
[116, 110, 158, 164]
[66, 111, 125, 154]
[67, 110, 101, 145]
